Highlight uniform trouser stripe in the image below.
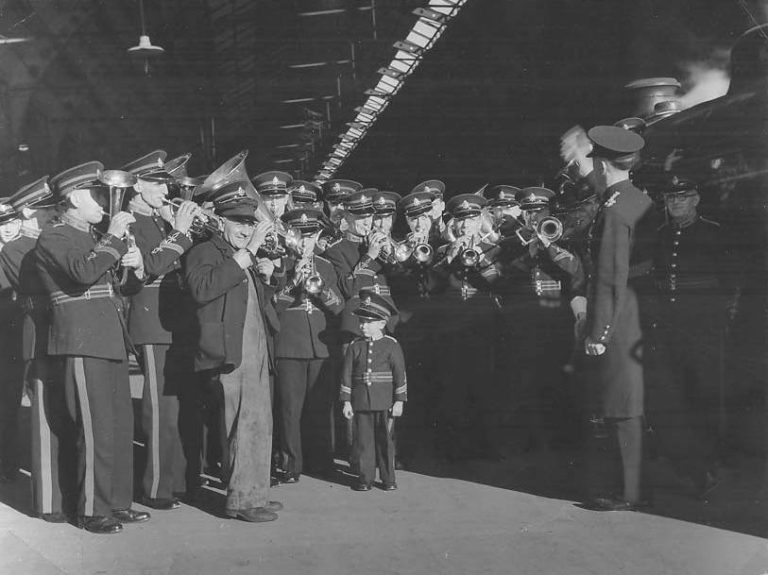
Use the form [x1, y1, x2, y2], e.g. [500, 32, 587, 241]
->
[144, 345, 161, 498]
[34, 377, 53, 513]
[73, 357, 95, 517]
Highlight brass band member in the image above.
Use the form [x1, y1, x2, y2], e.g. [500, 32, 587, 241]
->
[498, 187, 584, 452]
[36, 162, 148, 534]
[648, 175, 740, 497]
[322, 179, 362, 237]
[184, 183, 282, 523]
[2, 179, 72, 522]
[122, 150, 202, 509]
[325, 189, 395, 341]
[288, 180, 323, 210]
[431, 193, 504, 461]
[388, 190, 443, 467]
[411, 180, 447, 244]
[0, 201, 27, 485]
[581, 126, 651, 511]
[274, 208, 344, 483]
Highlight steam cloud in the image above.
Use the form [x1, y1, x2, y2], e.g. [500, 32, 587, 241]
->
[677, 47, 731, 109]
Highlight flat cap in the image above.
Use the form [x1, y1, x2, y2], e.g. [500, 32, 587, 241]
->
[289, 180, 321, 204]
[586, 126, 645, 160]
[372, 191, 401, 216]
[10, 176, 54, 211]
[486, 185, 521, 207]
[517, 187, 555, 210]
[399, 191, 435, 218]
[323, 179, 363, 202]
[447, 193, 487, 219]
[411, 179, 445, 199]
[50, 161, 105, 197]
[252, 171, 293, 196]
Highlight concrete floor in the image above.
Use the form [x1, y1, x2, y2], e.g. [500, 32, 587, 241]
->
[2, 447, 768, 575]
[2, 370, 767, 574]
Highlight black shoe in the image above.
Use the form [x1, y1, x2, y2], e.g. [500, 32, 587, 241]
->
[352, 481, 372, 492]
[281, 473, 300, 484]
[40, 512, 68, 523]
[141, 497, 180, 510]
[112, 508, 151, 523]
[265, 500, 283, 512]
[226, 507, 278, 523]
[79, 515, 123, 534]
[381, 482, 398, 491]
[587, 497, 647, 512]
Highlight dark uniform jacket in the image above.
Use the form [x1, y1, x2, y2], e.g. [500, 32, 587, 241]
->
[324, 234, 392, 335]
[35, 214, 131, 361]
[653, 216, 733, 303]
[185, 233, 279, 373]
[586, 180, 652, 344]
[127, 206, 193, 345]
[1, 234, 49, 360]
[274, 254, 344, 359]
[502, 241, 584, 306]
[340, 335, 407, 411]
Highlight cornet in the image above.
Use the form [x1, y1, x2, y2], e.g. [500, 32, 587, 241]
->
[458, 235, 481, 268]
[302, 258, 325, 295]
[161, 197, 221, 237]
[390, 233, 433, 265]
[536, 216, 563, 243]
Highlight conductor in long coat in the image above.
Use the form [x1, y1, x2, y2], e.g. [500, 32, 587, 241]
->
[581, 126, 653, 511]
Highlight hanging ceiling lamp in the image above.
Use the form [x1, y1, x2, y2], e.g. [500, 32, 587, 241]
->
[127, 0, 164, 75]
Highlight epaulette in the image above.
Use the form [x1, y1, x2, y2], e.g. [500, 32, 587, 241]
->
[699, 216, 721, 227]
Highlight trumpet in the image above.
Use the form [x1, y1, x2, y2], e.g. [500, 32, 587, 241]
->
[390, 234, 433, 265]
[303, 258, 325, 295]
[536, 216, 563, 243]
[162, 197, 221, 237]
[458, 235, 481, 268]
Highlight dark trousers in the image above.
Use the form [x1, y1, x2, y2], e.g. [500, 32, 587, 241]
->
[584, 416, 643, 503]
[62, 356, 133, 518]
[352, 410, 395, 485]
[0, 302, 23, 475]
[29, 357, 75, 516]
[139, 344, 186, 500]
[647, 309, 724, 484]
[276, 357, 333, 475]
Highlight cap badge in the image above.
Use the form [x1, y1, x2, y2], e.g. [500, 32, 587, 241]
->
[332, 183, 341, 193]
[672, 176, 680, 186]
[298, 185, 306, 193]
[156, 158, 163, 167]
[0, 204, 13, 214]
[236, 187, 245, 198]
[360, 195, 370, 203]
[364, 296, 372, 305]
[459, 200, 471, 210]
[423, 186, 431, 193]
[528, 193, 537, 202]
[272, 176, 280, 186]
[300, 213, 308, 223]
[376, 197, 386, 205]
[412, 198, 422, 206]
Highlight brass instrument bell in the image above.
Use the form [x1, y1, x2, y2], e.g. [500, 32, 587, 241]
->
[536, 216, 563, 243]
